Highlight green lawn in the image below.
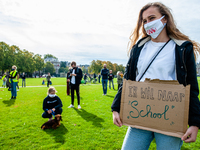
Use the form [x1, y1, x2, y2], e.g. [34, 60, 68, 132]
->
[0, 78, 200, 150]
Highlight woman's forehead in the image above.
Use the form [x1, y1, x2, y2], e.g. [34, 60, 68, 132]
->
[142, 6, 161, 19]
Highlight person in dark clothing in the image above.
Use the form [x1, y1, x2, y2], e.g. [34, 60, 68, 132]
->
[21, 72, 26, 87]
[46, 73, 51, 87]
[98, 73, 101, 83]
[42, 87, 63, 121]
[68, 61, 83, 109]
[83, 73, 87, 84]
[66, 68, 71, 95]
[111, 2, 200, 149]
[108, 70, 115, 90]
[101, 64, 109, 95]
[93, 73, 97, 83]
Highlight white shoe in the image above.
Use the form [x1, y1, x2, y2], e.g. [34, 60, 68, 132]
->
[17, 89, 19, 91]
[78, 105, 81, 109]
[68, 104, 74, 108]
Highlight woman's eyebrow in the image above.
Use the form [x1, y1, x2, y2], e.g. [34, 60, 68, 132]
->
[142, 15, 156, 21]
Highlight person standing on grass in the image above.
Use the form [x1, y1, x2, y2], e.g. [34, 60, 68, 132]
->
[98, 73, 101, 83]
[21, 72, 26, 87]
[108, 70, 115, 90]
[66, 67, 71, 95]
[68, 61, 83, 109]
[46, 73, 51, 87]
[117, 71, 122, 90]
[111, 2, 200, 149]
[2, 73, 7, 88]
[9, 65, 19, 99]
[101, 64, 109, 95]
[42, 87, 63, 121]
[83, 73, 87, 84]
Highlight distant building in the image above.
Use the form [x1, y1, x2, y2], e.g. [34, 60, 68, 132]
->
[44, 57, 60, 74]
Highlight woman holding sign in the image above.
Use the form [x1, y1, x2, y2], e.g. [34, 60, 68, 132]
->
[111, 2, 200, 149]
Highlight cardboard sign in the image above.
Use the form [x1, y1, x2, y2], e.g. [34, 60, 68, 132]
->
[120, 79, 190, 138]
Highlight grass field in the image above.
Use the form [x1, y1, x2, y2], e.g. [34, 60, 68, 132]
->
[1, 77, 200, 150]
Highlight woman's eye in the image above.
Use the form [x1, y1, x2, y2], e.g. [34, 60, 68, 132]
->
[143, 20, 147, 24]
[150, 17, 155, 20]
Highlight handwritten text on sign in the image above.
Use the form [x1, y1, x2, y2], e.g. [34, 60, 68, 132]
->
[127, 86, 185, 121]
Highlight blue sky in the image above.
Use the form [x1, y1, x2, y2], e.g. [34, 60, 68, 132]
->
[0, 0, 200, 66]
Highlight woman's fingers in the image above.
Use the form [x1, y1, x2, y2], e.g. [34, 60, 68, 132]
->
[113, 111, 122, 127]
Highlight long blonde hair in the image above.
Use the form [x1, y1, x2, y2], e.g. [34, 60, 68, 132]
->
[128, 2, 200, 60]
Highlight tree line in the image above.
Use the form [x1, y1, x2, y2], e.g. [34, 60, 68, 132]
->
[0, 42, 45, 76]
[88, 60, 125, 75]
[0, 41, 125, 76]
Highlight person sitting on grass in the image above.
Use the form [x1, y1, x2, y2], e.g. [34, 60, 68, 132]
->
[42, 87, 63, 121]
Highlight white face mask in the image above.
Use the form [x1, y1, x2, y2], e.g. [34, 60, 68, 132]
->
[144, 16, 166, 39]
[49, 94, 56, 98]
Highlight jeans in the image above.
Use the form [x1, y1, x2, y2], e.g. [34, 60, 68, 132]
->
[71, 84, 80, 105]
[102, 79, 108, 94]
[22, 79, 26, 87]
[42, 107, 63, 118]
[11, 81, 17, 97]
[2, 81, 6, 87]
[122, 127, 183, 150]
[109, 79, 114, 89]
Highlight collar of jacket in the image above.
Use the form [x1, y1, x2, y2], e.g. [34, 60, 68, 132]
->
[138, 36, 187, 47]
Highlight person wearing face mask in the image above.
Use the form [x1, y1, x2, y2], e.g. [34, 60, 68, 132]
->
[111, 2, 200, 150]
[9, 65, 19, 99]
[101, 64, 109, 95]
[42, 87, 63, 121]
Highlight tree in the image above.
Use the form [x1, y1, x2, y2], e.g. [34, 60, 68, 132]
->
[22, 49, 36, 74]
[44, 54, 57, 59]
[0, 42, 15, 73]
[118, 64, 125, 73]
[45, 62, 55, 74]
[34, 54, 45, 76]
[88, 60, 125, 75]
[59, 67, 68, 73]
[81, 66, 88, 74]
[60, 61, 67, 68]
[11, 45, 24, 73]
[88, 60, 102, 74]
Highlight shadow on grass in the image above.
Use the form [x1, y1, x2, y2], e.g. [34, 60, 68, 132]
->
[181, 146, 190, 150]
[74, 108, 104, 127]
[3, 99, 16, 107]
[106, 95, 115, 98]
[43, 124, 68, 144]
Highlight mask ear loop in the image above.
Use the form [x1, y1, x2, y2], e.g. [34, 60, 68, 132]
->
[160, 15, 166, 26]
[160, 15, 165, 20]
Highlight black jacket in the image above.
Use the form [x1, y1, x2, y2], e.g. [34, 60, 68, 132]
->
[108, 73, 114, 80]
[111, 36, 200, 128]
[101, 68, 109, 79]
[43, 95, 63, 111]
[68, 67, 83, 85]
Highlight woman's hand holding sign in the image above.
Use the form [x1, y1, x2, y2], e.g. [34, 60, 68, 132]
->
[113, 111, 122, 127]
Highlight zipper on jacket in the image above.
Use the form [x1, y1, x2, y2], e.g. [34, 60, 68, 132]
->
[182, 48, 187, 85]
